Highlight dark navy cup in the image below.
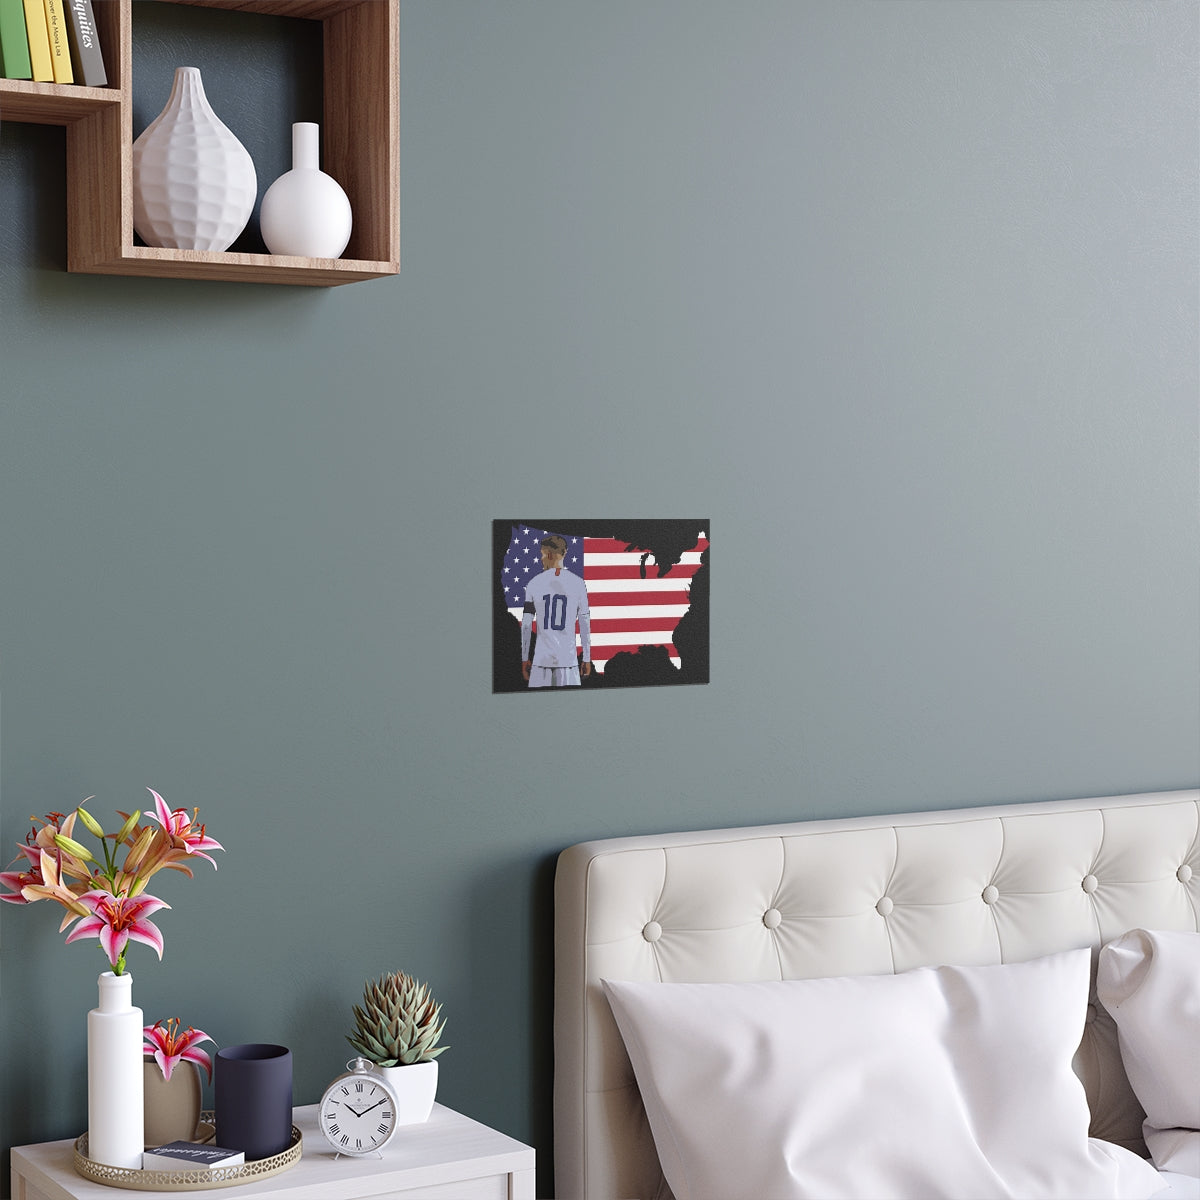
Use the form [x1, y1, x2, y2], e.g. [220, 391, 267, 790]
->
[214, 1043, 293, 1160]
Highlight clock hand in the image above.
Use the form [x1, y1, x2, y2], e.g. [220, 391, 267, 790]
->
[356, 1096, 390, 1117]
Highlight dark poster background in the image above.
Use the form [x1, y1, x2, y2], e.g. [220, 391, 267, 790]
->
[492, 519, 710, 693]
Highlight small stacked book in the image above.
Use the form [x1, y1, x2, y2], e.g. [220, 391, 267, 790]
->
[142, 1142, 245, 1171]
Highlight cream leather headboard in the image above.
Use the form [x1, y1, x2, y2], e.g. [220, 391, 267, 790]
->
[553, 790, 1200, 1200]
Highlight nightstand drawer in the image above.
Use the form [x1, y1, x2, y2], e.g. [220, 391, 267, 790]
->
[383, 1175, 515, 1199]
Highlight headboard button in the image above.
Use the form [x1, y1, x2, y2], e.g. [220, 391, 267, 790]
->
[981, 885, 999, 905]
[762, 908, 782, 929]
[1081, 874, 1099, 894]
[876, 897, 894, 917]
[1179, 864, 1194, 883]
[642, 921, 662, 943]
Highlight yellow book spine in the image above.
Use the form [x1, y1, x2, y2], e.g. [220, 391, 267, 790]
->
[42, 0, 72, 83]
[23, 0, 52, 81]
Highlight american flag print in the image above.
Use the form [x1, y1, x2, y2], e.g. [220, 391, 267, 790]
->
[502, 524, 708, 674]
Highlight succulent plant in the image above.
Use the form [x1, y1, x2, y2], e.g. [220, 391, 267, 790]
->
[347, 971, 449, 1067]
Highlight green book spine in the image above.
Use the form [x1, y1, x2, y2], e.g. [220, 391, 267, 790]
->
[0, 0, 33, 79]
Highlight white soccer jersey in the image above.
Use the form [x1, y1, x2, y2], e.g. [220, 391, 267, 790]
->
[522, 568, 591, 668]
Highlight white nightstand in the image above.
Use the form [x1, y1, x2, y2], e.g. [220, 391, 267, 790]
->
[10, 1103, 535, 1200]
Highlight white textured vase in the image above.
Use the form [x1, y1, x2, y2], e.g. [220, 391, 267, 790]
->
[260, 122, 352, 258]
[132, 66, 257, 251]
[88, 972, 145, 1169]
[374, 1060, 438, 1125]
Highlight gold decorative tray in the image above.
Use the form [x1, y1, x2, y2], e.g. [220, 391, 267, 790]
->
[73, 1113, 302, 1191]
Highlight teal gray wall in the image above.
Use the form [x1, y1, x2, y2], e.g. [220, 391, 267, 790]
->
[1, 2, 1196, 1193]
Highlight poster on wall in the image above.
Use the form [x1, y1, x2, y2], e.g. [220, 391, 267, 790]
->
[492, 519, 709, 693]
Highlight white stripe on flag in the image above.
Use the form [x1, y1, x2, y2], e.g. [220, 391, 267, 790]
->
[584, 577, 692, 593]
[584, 551, 705, 567]
[508, 616, 682, 649]
[590, 604, 691, 620]
[589, 630, 680, 646]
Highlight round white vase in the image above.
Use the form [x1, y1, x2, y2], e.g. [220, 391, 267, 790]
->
[132, 66, 257, 251]
[88, 972, 145, 1169]
[260, 122, 352, 259]
[374, 1060, 438, 1125]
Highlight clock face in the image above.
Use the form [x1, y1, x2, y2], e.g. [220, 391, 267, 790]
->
[319, 1074, 397, 1155]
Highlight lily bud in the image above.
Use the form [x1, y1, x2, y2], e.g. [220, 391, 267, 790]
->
[121, 826, 158, 876]
[75, 806, 106, 839]
[53, 833, 95, 863]
[114, 810, 142, 845]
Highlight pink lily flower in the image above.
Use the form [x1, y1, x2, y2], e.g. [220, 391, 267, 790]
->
[20, 850, 91, 926]
[0, 843, 42, 905]
[0, 865, 33, 904]
[31, 810, 78, 852]
[145, 789, 224, 869]
[143, 1017, 214, 1082]
[3, 813, 94, 901]
[5, 792, 223, 971]
[2, 846, 91, 922]
[65, 890, 170, 971]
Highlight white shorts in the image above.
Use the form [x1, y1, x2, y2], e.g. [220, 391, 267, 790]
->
[529, 665, 580, 688]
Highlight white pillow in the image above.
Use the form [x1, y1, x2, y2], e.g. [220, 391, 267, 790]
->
[604, 950, 1164, 1200]
[1098, 929, 1200, 1177]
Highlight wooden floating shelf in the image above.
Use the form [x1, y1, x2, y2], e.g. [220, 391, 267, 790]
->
[0, 79, 120, 123]
[0, 0, 399, 286]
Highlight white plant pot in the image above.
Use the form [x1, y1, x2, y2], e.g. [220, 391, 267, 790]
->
[260, 122, 352, 259]
[373, 1061, 438, 1126]
[132, 66, 257, 251]
[88, 972, 145, 1169]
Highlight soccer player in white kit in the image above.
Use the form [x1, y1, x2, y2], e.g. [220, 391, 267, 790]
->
[521, 535, 592, 687]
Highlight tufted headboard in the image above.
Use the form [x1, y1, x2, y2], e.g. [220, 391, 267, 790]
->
[553, 790, 1200, 1200]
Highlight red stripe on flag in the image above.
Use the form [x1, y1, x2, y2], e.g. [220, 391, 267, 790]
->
[573, 534, 704, 672]
[590, 617, 685, 634]
[582, 537, 708, 555]
[588, 590, 693, 607]
[582, 563, 701, 580]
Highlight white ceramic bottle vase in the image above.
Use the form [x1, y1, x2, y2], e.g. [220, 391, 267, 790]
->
[87, 972, 145, 1170]
[132, 66, 258, 251]
[260, 122, 353, 259]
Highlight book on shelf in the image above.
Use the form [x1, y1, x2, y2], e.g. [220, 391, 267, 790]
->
[22, 0, 52, 80]
[41, 0, 71, 83]
[142, 1142, 246, 1171]
[61, 0, 102, 85]
[0, 0, 33, 80]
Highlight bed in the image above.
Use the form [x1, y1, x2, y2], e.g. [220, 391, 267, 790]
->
[554, 789, 1200, 1199]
